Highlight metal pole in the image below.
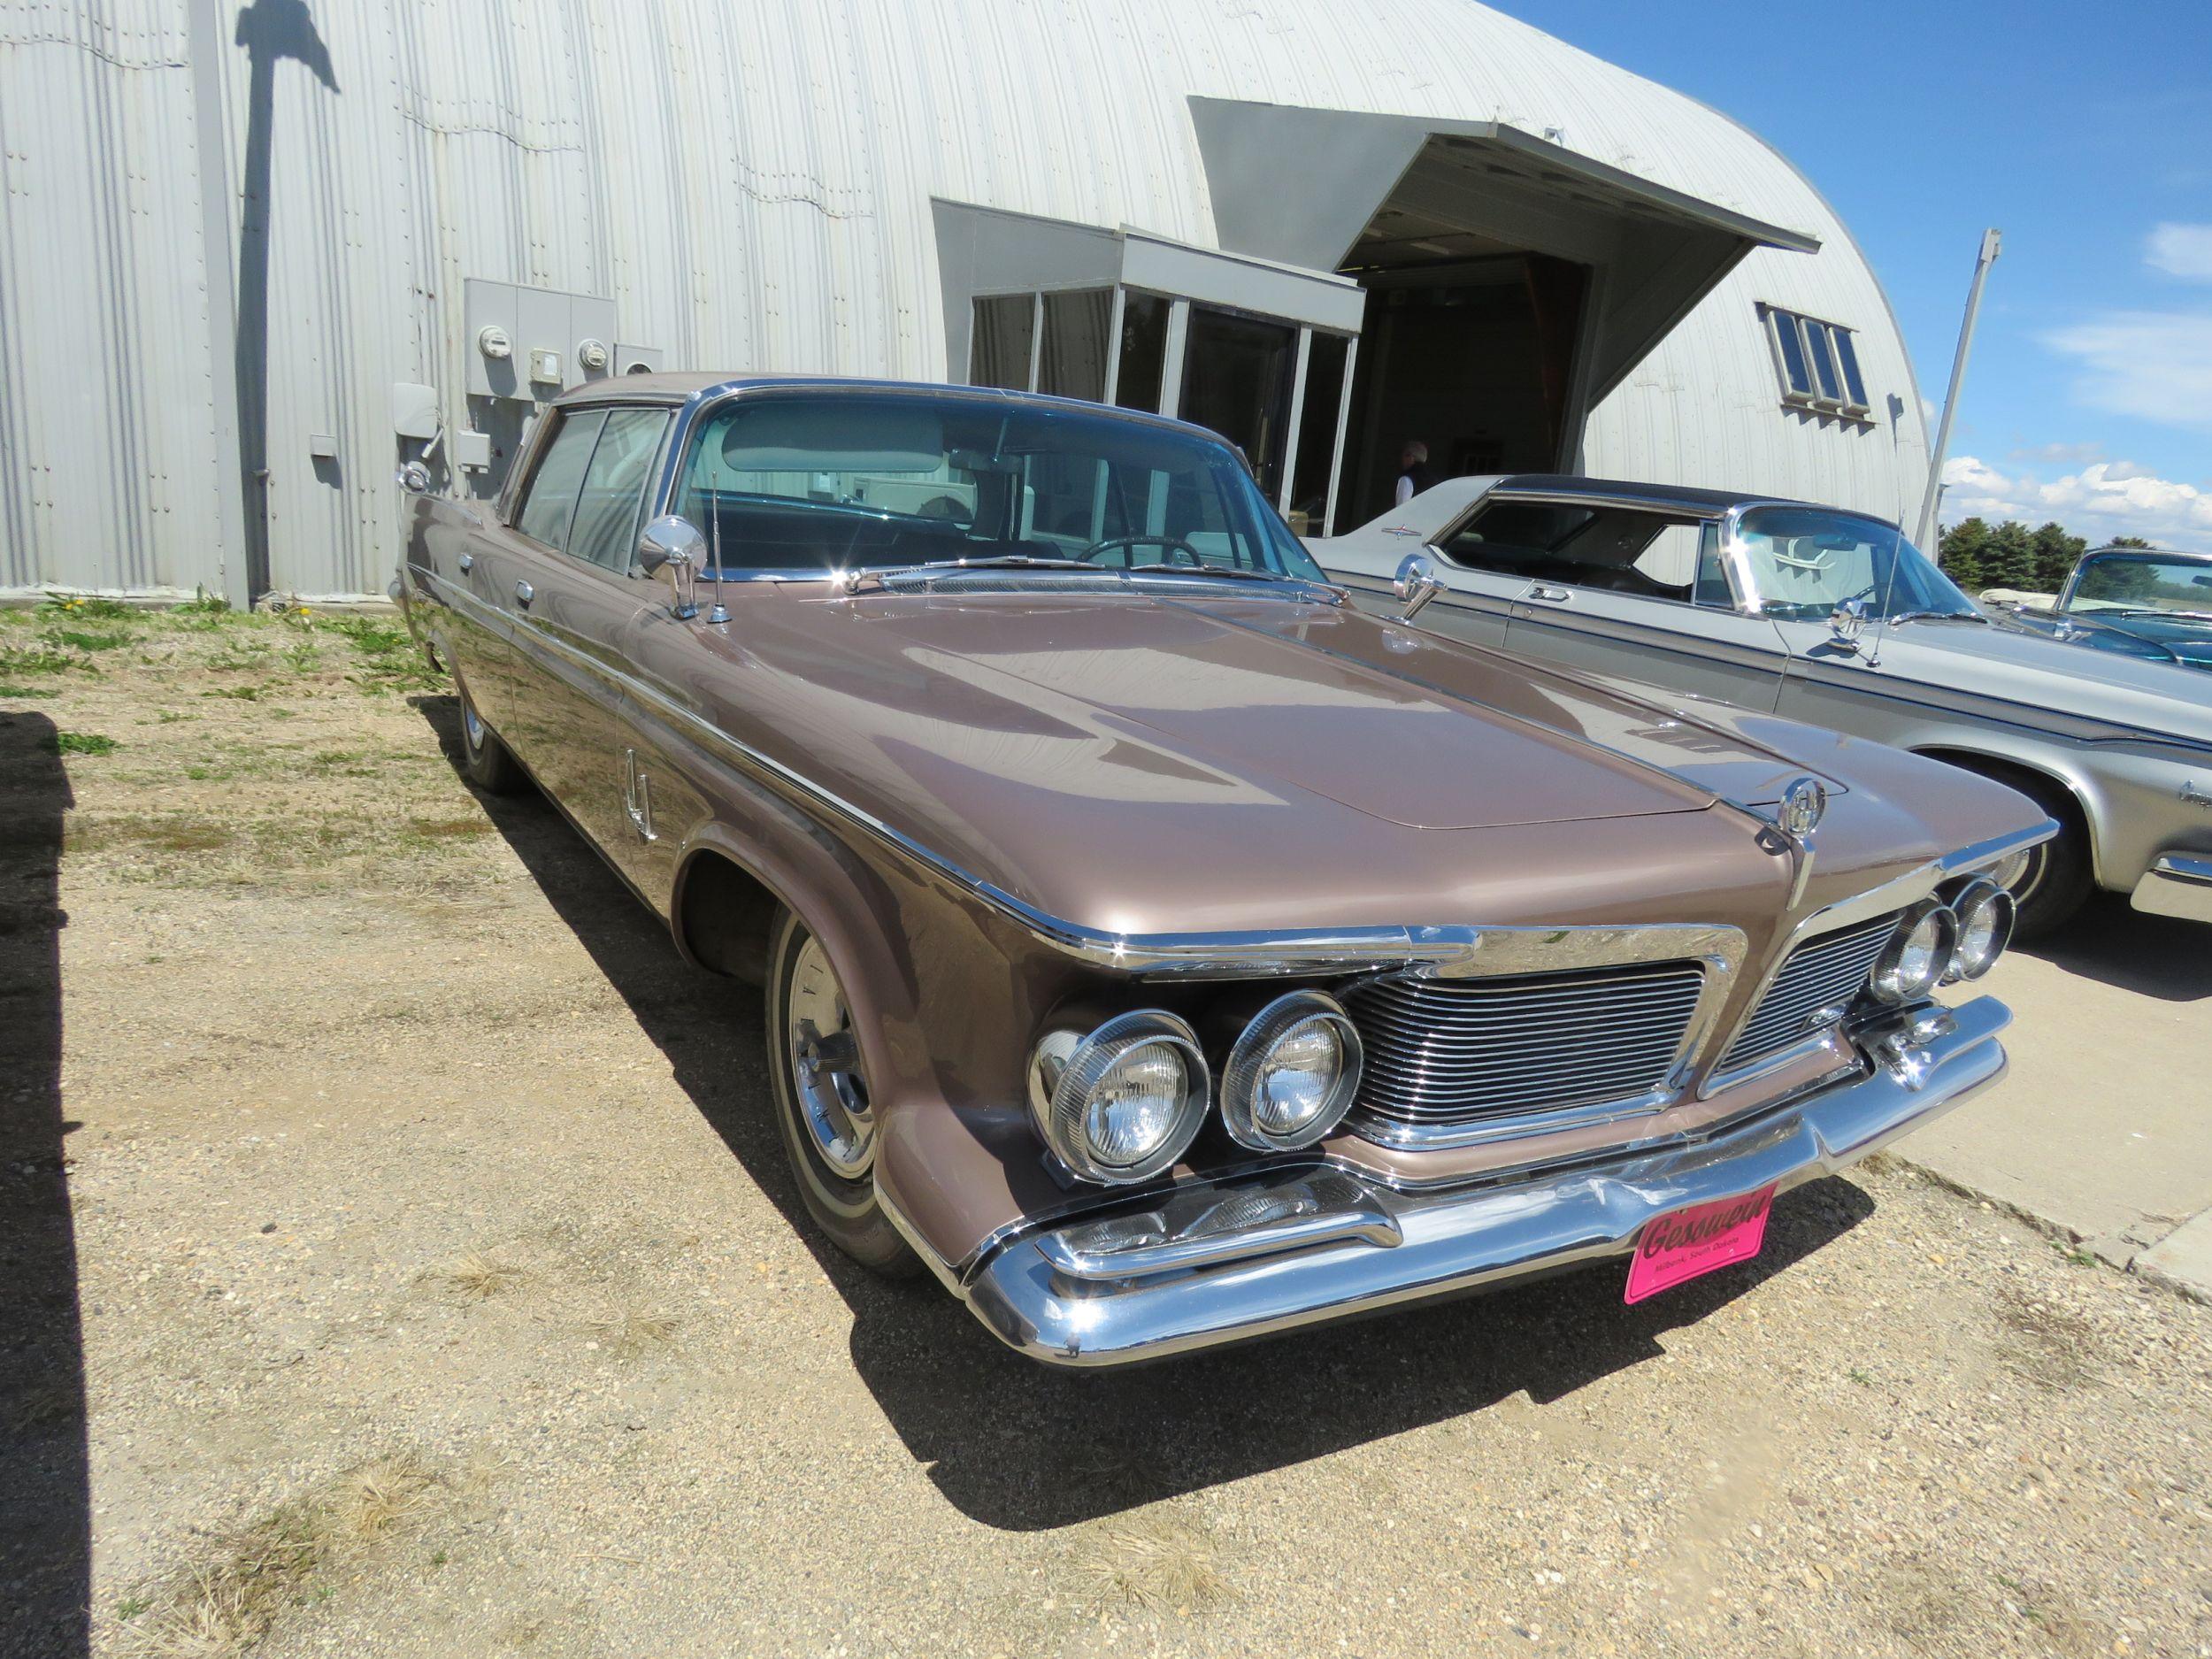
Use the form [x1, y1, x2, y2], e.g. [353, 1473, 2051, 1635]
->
[1916, 228, 2001, 552]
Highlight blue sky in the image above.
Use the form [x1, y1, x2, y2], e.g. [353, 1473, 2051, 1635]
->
[1513, 0, 2212, 545]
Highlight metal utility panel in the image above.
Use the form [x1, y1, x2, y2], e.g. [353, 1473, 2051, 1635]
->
[464, 280, 618, 401]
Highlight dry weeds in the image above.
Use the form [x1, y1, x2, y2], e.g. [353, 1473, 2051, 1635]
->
[423, 1248, 535, 1302]
[1062, 1508, 1232, 1614]
[115, 1454, 443, 1656]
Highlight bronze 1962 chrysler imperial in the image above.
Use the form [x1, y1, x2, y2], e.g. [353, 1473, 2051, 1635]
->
[395, 374, 2052, 1366]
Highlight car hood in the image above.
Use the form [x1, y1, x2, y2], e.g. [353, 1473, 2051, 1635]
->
[1873, 614, 2212, 741]
[755, 588, 1840, 833]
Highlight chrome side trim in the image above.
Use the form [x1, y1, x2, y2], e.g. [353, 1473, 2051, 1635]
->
[956, 996, 2011, 1366]
[2131, 853, 2212, 923]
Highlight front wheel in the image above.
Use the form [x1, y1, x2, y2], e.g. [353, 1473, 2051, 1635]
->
[763, 909, 920, 1277]
[1985, 777, 2092, 941]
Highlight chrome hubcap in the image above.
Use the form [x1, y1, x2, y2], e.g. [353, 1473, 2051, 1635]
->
[787, 934, 874, 1179]
[462, 695, 486, 750]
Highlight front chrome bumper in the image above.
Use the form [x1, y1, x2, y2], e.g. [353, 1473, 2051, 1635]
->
[929, 996, 2010, 1367]
[2131, 854, 2212, 923]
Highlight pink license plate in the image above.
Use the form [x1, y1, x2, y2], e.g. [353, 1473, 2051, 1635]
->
[1624, 1184, 1777, 1304]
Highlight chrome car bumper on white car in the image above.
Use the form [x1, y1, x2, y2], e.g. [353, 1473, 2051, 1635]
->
[2132, 853, 2212, 923]
[896, 996, 2011, 1367]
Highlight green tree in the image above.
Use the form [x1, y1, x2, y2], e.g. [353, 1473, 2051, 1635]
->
[2108, 534, 2154, 549]
[1978, 521, 2036, 591]
[2029, 521, 2086, 593]
[1938, 517, 1993, 589]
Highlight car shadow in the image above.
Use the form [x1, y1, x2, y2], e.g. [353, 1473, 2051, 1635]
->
[420, 695, 1881, 1532]
[0, 710, 88, 1657]
[2023, 892, 2211, 1002]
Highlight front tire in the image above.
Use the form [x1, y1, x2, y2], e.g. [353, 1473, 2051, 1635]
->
[763, 909, 920, 1277]
[1987, 775, 2092, 941]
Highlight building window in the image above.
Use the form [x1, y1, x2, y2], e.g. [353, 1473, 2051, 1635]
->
[1760, 305, 1870, 418]
[971, 295, 1036, 392]
[1114, 292, 1171, 412]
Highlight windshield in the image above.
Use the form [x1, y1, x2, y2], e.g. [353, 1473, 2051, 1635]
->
[676, 391, 1326, 583]
[1734, 507, 1978, 622]
[2067, 553, 2212, 618]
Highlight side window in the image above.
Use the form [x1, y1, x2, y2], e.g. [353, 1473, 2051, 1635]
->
[1692, 523, 1733, 608]
[513, 411, 606, 551]
[1438, 501, 1597, 579]
[569, 408, 672, 570]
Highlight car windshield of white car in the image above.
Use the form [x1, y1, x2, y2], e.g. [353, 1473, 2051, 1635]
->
[674, 391, 1328, 586]
[1736, 508, 1978, 622]
[2069, 554, 2212, 619]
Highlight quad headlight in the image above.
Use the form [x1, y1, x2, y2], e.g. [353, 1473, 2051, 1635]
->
[1028, 1010, 1210, 1185]
[1868, 899, 1958, 1005]
[1943, 878, 2016, 982]
[1221, 990, 1363, 1152]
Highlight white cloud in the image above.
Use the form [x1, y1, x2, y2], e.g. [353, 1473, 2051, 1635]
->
[2147, 221, 2212, 280]
[1940, 455, 2212, 546]
[2042, 310, 2212, 432]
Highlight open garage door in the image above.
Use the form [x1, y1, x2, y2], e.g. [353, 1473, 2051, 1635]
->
[1190, 99, 1819, 521]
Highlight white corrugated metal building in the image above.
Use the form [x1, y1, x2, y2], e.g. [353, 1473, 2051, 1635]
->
[0, 0, 1928, 604]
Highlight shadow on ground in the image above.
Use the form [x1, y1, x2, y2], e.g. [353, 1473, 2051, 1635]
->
[423, 695, 1879, 1532]
[0, 710, 88, 1656]
[2022, 892, 2212, 1002]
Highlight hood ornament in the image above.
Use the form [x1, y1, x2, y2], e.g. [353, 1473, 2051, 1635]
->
[1778, 777, 1829, 839]
[1763, 776, 1828, 908]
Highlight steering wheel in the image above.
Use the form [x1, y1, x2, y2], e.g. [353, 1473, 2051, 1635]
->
[1077, 534, 1203, 569]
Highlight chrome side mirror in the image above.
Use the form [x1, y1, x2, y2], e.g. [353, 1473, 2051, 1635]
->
[1394, 552, 1442, 622]
[1827, 595, 1870, 653]
[395, 460, 433, 495]
[637, 514, 706, 619]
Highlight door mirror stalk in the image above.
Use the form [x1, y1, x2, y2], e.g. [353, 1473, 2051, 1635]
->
[637, 515, 707, 619]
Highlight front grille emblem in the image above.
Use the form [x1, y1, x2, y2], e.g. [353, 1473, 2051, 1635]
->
[1778, 776, 1829, 839]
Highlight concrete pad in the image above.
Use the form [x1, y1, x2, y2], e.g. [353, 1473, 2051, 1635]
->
[2140, 1210, 2212, 1302]
[1901, 895, 2212, 1249]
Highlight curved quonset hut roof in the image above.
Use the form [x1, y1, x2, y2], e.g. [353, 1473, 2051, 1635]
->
[0, 0, 1926, 598]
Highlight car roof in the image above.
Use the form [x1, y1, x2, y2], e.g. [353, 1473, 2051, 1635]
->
[2082, 543, 2209, 559]
[555, 372, 1226, 442]
[1489, 474, 1815, 515]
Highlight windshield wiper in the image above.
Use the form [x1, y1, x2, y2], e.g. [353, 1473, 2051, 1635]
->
[1891, 609, 1985, 625]
[856, 554, 1102, 588]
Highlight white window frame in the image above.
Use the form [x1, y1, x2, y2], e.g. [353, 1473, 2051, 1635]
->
[1758, 303, 1872, 422]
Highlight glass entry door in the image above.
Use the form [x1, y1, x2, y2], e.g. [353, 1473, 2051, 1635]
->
[1178, 308, 1297, 503]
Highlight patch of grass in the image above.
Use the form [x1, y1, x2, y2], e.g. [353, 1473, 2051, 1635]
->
[0, 643, 74, 678]
[53, 731, 119, 757]
[201, 684, 268, 701]
[1847, 1367, 1873, 1387]
[46, 628, 134, 652]
[114, 1595, 151, 1623]
[39, 594, 136, 620]
[119, 1454, 442, 1656]
[155, 710, 200, 723]
[0, 684, 35, 698]
[405, 818, 492, 841]
[173, 592, 233, 616]
[68, 816, 234, 856]
[1064, 1510, 1231, 1614]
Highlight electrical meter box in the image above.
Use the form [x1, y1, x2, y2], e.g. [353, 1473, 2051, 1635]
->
[464, 280, 621, 401]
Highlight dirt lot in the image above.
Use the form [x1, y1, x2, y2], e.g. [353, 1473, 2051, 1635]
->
[2, 600, 2208, 1659]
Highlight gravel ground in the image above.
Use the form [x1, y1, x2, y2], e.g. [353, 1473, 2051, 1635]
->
[1, 603, 2207, 1659]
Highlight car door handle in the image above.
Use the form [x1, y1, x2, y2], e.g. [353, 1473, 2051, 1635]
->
[514, 580, 534, 606]
[1527, 584, 1572, 603]
[457, 553, 473, 573]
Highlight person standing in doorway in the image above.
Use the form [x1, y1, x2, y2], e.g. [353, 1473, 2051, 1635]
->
[1394, 441, 1433, 507]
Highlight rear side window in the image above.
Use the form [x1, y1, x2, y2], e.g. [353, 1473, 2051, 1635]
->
[569, 408, 672, 570]
[1440, 500, 1714, 603]
[513, 411, 606, 550]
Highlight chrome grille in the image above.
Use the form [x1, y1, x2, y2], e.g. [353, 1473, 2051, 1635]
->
[1346, 962, 1708, 1130]
[1717, 911, 1903, 1072]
